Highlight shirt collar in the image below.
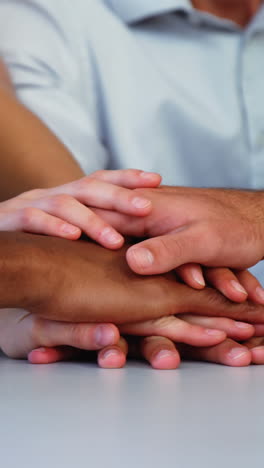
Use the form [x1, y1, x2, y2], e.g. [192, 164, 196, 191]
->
[105, 1, 264, 30]
[105, 0, 192, 24]
[251, 4, 264, 32]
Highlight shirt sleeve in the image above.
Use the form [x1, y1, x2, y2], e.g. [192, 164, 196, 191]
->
[0, 0, 109, 174]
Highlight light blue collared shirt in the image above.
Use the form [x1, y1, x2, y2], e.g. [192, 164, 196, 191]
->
[1, 0, 264, 280]
[0, 0, 264, 188]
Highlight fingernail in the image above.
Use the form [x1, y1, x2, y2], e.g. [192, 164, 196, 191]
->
[139, 171, 159, 179]
[132, 197, 151, 209]
[129, 247, 154, 269]
[101, 227, 123, 245]
[235, 322, 252, 329]
[155, 350, 175, 361]
[205, 328, 224, 336]
[228, 347, 249, 360]
[61, 224, 80, 235]
[255, 286, 264, 303]
[95, 325, 116, 347]
[192, 269, 206, 287]
[101, 349, 120, 360]
[230, 281, 247, 295]
[34, 347, 47, 353]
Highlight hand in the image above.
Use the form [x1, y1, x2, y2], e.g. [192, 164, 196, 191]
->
[25, 314, 255, 368]
[179, 322, 264, 366]
[8, 290, 262, 369]
[94, 187, 264, 302]
[95, 186, 264, 270]
[15, 234, 264, 324]
[0, 169, 161, 249]
[3, 232, 264, 323]
[0, 308, 226, 364]
[127, 187, 264, 273]
[138, 317, 264, 368]
[175, 264, 264, 304]
[3, 233, 264, 368]
[0, 308, 120, 361]
[243, 329, 264, 364]
[93, 317, 261, 369]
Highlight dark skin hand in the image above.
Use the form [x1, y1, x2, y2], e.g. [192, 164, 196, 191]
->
[1, 231, 264, 368]
[1, 231, 264, 325]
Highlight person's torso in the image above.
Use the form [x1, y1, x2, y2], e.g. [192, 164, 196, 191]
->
[76, 0, 264, 187]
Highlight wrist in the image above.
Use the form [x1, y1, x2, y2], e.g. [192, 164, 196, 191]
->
[250, 190, 264, 247]
[0, 232, 49, 310]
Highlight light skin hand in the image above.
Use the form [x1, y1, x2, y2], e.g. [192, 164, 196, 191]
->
[100, 315, 256, 368]
[175, 264, 264, 304]
[0, 310, 226, 365]
[0, 169, 161, 249]
[142, 316, 263, 369]
[0, 308, 120, 360]
[99, 315, 258, 369]
[126, 187, 264, 273]
[7, 297, 260, 369]
[93, 187, 264, 303]
[243, 332, 264, 365]
[94, 187, 264, 270]
[6, 170, 253, 303]
[26, 314, 255, 369]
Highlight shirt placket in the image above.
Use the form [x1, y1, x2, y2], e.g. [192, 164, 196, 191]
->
[240, 26, 264, 188]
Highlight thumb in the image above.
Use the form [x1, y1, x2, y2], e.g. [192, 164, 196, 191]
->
[126, 227, 207, 275]
[36, 320, 120, 350]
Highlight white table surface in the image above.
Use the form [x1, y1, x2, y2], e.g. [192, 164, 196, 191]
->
[0, 353, 263, 468]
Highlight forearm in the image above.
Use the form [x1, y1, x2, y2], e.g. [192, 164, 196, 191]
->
[0, 79, 84, 201]
[0, 232, 46, 309]
[0, 60, 13, 92]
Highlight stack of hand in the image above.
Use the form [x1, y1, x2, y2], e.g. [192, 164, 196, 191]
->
[1, 170, 264, 369]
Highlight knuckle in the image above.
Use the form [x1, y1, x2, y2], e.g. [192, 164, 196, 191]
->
[50, 194, 74, 209]
[114, 186, 128, 200]
[90, 170, 105, 179]
[141, 336, 175, 358]
[151, 316, 175, 331]
[143, 335, 170, 348]
[222, 317, 234, 328]
[202, 287, 227, 309]
[91, 213, 104, 228]
[70, 324, 92, 347]
[77, 176, 100, 195]
[158, 236, 184, 262]
[133, 187, 152, 197]
[20, 207, 40, 227]
[77, 176, 94, 188]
